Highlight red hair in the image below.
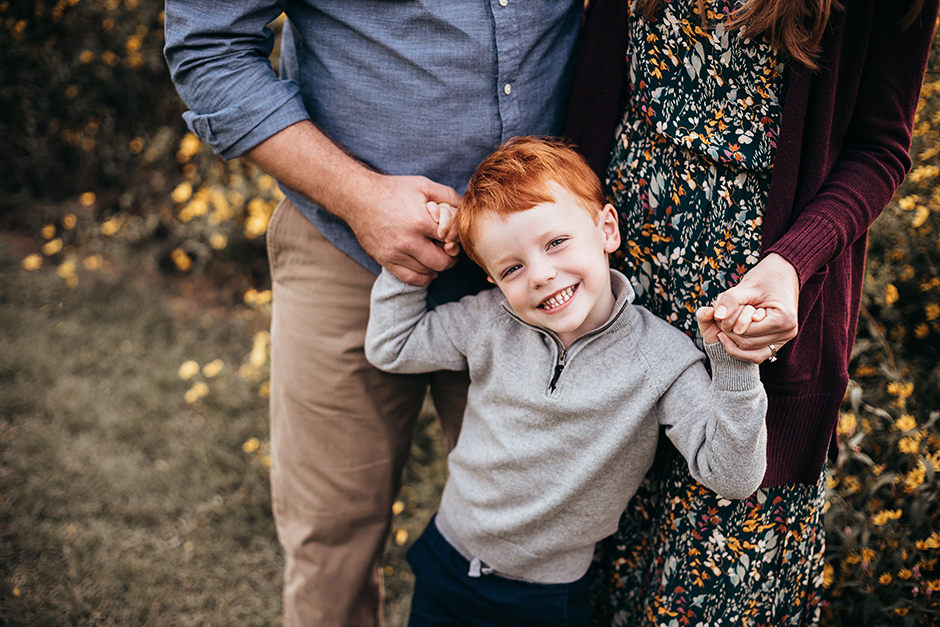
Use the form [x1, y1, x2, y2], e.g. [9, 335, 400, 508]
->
[459, 137, 606, 269]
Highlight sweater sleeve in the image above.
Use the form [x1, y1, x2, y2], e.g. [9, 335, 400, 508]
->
[658, 343, 768, 500]
[365, 269, 473, 374]
[765, 0, 939, 284]
[163, 0, 311, 160]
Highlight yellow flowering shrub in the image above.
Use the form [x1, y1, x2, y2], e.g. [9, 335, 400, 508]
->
[823, 30, 940, 626]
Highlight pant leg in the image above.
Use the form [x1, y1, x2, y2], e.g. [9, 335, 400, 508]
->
[268, 199, 432, 627]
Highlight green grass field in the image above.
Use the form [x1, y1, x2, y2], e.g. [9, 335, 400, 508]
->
[0, 238, 444, 626]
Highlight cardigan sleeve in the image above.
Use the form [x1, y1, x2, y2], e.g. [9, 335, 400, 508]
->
[765, 0, 939, 285]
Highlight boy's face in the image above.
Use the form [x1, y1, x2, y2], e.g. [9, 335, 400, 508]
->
[475, 183, 621, 348]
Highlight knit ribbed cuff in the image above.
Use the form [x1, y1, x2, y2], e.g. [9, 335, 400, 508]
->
[705, 342, 762, 391]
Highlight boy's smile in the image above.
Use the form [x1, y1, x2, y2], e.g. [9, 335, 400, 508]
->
[475, 183, 622, 348]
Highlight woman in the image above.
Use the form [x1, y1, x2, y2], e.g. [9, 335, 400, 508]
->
[564, 0, 938, 624]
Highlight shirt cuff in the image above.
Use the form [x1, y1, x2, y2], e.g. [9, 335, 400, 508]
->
[182, 80, 310, 160]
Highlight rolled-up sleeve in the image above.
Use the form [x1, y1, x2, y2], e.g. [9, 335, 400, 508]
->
[164, 1, 311, 159]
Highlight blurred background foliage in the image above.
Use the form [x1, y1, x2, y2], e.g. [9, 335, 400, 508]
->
[1, 0, 939, 625]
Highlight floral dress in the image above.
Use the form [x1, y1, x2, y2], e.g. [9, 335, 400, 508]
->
[595, 1, 827, 625]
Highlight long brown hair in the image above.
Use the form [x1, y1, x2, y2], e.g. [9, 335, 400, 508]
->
[634, 0, 926, 70]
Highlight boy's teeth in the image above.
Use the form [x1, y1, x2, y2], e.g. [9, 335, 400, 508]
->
[541, 286, 574, 309]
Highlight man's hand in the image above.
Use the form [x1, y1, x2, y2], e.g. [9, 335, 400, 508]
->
[711, 253, 800, 363]
[246, 120, 461, 285]
[343, 174, 462, 285]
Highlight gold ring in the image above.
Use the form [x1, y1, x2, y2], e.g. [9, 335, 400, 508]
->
[768, 344, 778, 362]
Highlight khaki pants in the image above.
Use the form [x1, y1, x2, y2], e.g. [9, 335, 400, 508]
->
[267, 199, 468, 626]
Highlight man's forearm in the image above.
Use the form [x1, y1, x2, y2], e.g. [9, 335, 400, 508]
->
[245, 120, 462, 285]
[246, 120, 379, 225]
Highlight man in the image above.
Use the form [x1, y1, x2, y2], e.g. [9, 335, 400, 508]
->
[164, 3, 582, 625]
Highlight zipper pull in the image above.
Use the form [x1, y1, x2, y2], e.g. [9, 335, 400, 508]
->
[549, 347, 567, 392]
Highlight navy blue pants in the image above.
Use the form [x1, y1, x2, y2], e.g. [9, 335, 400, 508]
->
[406, 517, 591, 627]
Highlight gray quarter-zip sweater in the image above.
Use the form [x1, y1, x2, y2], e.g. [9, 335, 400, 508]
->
[366, 269, 767, 584]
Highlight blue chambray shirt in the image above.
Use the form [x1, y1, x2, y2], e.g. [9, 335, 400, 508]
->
[164, 1, 582, 297]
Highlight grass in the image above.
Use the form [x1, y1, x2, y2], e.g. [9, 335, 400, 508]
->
[0, 238, 446, 626]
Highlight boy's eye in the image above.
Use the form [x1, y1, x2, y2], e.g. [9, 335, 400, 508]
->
[548, 237, 568, 249]
[501, 265, 521, 279]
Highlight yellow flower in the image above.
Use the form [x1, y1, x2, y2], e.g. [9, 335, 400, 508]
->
[202, 359, 223, 378]
[79, 192, 96, 206]
[178, 361, 200, 380]
[242, 437, 260, 453]
[885, 283, 899, 306]
[898, 569, 914, 580]
[909, 164, 939, 182]
[837, 412, 857, 436]
[100, 217, 120, 236]
[262, 455, 272, 469]
[42, 238, 63, 255]
[171, 248, 192, 272]
[21, 254, 42, 271]
[895, 608, 909, 617]
[184, 381, 209, 404]
[862, 548, 876, 565]
[258, 382, 270, 399]
[854, 364, 879, 377]
[917, 532, 940, 550]
[250, 331, 270, 369]
[83, 254, 102, 270]
[171, 181, 192, 203]
[80, 50, 94, 64]
[927, 303, 939, 321]
[394, 529, 408, 545]
[903, 461, 927, 492]
[915, 323, 930, 339]
[912, 205, 931, 228]
[880, 573, 893, 585]
[244, 288, 273, 306]
[872, 510, 902, 525]
[129, 138, 145, 154]
[826, 476, 839, 490]
[898, 195, 918, 210]
[928, 579, 940, 592]
[899, 436, 921, 454]
[887, 381, 914, 399]
[842, 475, 861, 494]
[392, 501, 405, 516]
[178, 133, 202, 159]
[62, 214, 77, 230]
[822, 563, 834, 588]
[209, 233, 227, 250]
[896, 414, 917, 431]
[41, 224, 56, 239]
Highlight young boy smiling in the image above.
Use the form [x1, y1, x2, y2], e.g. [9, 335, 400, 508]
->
[365, 137, 768, 627]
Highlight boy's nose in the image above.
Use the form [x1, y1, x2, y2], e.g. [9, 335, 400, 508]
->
[529, 261, 557, 287]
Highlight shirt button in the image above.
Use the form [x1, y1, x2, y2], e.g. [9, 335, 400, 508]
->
[503, 83, 512, 95]
[499, 0, 508, 6]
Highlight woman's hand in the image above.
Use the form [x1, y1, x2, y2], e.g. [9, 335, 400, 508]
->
[711, 253, 800, 363]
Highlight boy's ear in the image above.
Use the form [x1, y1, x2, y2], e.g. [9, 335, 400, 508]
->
[601, 204, 620, 253]
[486, 275, 496, 284]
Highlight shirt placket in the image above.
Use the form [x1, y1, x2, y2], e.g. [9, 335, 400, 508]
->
[490, 0, 522, 141]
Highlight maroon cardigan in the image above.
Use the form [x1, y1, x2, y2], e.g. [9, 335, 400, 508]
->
[564, 0, 939, 486]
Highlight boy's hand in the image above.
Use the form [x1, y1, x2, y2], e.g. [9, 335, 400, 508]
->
[699, 304, 767, 354]
[696, 306, 722, 345]
[426, 201, 461, 257]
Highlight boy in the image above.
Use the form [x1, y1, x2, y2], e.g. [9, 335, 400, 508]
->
[365, 137, 767, 626]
